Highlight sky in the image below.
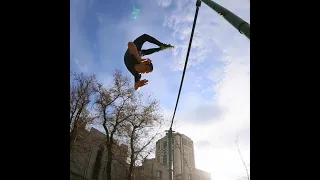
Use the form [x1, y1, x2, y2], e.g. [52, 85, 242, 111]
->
[70, 0, 250, 179]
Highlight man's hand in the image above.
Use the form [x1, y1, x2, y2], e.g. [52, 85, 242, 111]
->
[134, 79, 148, 90]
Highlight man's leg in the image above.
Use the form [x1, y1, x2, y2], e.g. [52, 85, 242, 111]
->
[133, 34, 164, 50]
[140, 48, 161, 56]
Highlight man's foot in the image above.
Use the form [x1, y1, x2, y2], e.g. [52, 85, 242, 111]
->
[160, 44, 174, 50]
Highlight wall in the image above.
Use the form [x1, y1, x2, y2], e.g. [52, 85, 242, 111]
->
[70, 127, 128, 180]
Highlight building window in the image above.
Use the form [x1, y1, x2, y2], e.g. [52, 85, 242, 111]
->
[157, 155, 160, 163]
[188, 141, 193, 148]
[163, 154, 167, 166]
[188, 174, 192, 180]
[157, 142, 160, 150]
[157, 171, 162, 179]
[163, 140, 167, 149]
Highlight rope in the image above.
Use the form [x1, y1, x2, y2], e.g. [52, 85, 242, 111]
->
[169, 0, 202, 129]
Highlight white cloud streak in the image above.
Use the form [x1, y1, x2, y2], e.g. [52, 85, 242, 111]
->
[156, 0, 173, 7]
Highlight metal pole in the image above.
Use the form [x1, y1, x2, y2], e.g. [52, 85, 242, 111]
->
[168, 1, 201, 180]
[169, 0, 201, 129]
[201, 0, 250, 39]
[168, 128, 173, 180]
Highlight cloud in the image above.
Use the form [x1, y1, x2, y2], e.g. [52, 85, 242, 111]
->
[191, 102, 223, 122]
[156, 0, 172, 7]
[176, 48, 250, 179]
[196, 140, 211, 149]
[158, 0, 250, 179]
[162, 0, 249, 71]
[170, 92, 224, 127]
[196, 147, 249, 180]
[175, 120, 250, 179]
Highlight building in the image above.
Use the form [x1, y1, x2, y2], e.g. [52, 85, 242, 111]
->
[156, 132, 211, 180]
[134, 157, 212, 180]
[70, 126, 211, 180]
[195, 169, 211, 180]
[133, 158, 169, 180]
[70, 125, 128, 180]
[136, 132, 211, 180]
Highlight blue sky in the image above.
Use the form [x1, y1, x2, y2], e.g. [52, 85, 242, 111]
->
[71, 0, 250, 179]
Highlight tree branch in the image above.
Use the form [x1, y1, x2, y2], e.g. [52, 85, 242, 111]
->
[236, 134, 250, 180]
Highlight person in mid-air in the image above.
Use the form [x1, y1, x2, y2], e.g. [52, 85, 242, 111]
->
[124, 34, 174, 90]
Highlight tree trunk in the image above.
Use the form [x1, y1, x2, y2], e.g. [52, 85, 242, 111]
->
[127, 153, 134, 180]
[70, 128, 77, 154]
[106, 139, 113, 180]
[127, 130, 135, 180]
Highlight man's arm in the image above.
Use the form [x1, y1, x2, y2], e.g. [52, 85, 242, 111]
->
[128, 42, 142, 63]
[134, 82, 140, 90]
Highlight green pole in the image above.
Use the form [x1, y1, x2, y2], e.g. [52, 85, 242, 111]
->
[168, 128, 173, 180]
[201, 0, 250, 39]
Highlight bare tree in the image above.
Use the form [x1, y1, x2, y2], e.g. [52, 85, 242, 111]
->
[91, 70, 165, 180]
[94, 70, 135, 180]
[235, 134, 250, 180]
[122, 95, 164, 180]
[70, 72, 97, 154]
